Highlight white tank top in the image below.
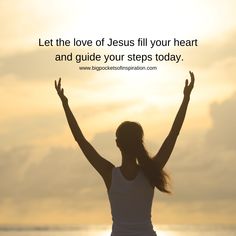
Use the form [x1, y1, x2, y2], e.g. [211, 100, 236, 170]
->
[108, 166, 157, 236]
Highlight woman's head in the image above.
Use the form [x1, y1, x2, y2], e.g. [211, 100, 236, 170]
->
[115, 121, 144, 154]
[116, 121, 171, 193]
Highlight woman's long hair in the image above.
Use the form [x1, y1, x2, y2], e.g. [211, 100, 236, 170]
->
[116, 121, 171, 193]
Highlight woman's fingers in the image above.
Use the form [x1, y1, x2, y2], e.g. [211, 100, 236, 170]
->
[189, 71, 195, 85]
[54, 80, 57, 90]
[54, 78, 64, 97]
[189, 71, 194, 79]
[55, 78, 62, 89]
[185, 79, 188, 87]
[189, 72, 195, 90]
[58, 78, 61, 89]
[184, 71, 195, 96]
[55, 80, 60, 92]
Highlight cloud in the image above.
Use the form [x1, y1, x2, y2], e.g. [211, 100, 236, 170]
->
[1, 92, 236, 223]
[206, 92, 236, 151]
[90, 131, 119, 161]
[0, 145, 107, 213]
[0, 130, 119, 222]
[162, 92, 236, 203]
[0, 48, 99, 79]
[0, 129, 155, 204]
[0, 98, 139, 149]
[182, 30, 236, 69]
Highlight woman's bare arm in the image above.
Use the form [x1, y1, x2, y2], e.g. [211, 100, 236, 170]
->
[153, 71, 195, 169]
[55, 78, 114, 189]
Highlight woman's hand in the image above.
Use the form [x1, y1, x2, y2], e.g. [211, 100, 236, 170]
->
[184, 71, 195, 98]
[55, 78, 68, 104]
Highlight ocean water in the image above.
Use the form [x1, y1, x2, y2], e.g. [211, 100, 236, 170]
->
[0, 224, 235, 236]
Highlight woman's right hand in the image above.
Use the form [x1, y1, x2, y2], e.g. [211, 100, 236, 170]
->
[55, 78, 68, 104]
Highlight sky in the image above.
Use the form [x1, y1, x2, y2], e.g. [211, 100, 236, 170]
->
[0, 0, 236, 226]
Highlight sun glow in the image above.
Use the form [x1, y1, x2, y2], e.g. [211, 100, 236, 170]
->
[1, 0, 236, 227]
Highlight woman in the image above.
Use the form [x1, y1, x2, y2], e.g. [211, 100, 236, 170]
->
[55, 71, 195, 236]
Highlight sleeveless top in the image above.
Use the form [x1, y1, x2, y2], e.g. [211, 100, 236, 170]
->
[108, 166, 157, 236]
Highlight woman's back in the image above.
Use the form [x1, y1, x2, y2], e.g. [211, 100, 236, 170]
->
[108, 166, 157, 236]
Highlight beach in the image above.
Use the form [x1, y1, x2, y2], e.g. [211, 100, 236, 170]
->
[0, 224, 235, 236]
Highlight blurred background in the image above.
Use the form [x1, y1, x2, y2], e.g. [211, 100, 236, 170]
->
[0, 0, 236, 227]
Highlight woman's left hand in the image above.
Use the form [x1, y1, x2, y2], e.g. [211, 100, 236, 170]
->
[183, 71, 195, 98]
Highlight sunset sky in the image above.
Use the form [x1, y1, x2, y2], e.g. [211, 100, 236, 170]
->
[0, 0, 236, 226]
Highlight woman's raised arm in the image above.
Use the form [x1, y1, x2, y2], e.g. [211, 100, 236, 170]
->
[55, 78, 114, 189]
[153, 71, 195, 169]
